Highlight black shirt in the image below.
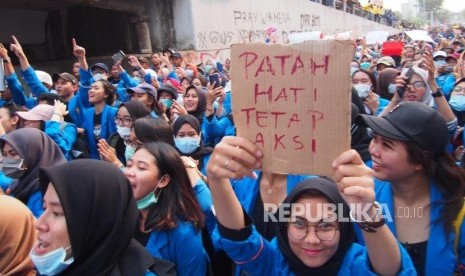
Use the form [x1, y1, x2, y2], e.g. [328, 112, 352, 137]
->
[93, 113, 102, 141]
[402, 240, 427, 276]
[251, 191, 279, 241]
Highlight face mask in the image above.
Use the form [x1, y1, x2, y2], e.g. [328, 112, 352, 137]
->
[360, 62, 371, 70]
[388, 83, 397, 94]
[350, 67, 358, 76]
[445, 66, 454, 73]
[186, 69, 194, 78]
[1, 158, 26, 179]
[160, 98, 173, 108]
[136, 176, 165, 210]
[92, 73, 106, 81]
[449, 95, 465, 112]
[124, 144, 136, 162]
[175, 137, 200, 154]
[354, 84, 371, 99]
[133, 76, 142, 84]
[434, 60, 446, 68]
[204, 65, 212, 75]
[116, 126, 131, 139]
[354, 52, 361, 60]
[30, 245, 74, 276]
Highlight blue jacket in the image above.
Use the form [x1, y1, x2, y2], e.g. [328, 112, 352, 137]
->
[45, 121, 77, 161]
[5, 72, 36, 108]
[22, 66, 49, 97]
[27, 190, 43, 218]
[82, 105, 117, 159]
[354, 179, 465, 275]
[436, 73, 456, 99]
[146, 220, 207, 276]
[215, 225, 416, 275]
[202, 114, 235, 147]
[0, 172, 13, 192]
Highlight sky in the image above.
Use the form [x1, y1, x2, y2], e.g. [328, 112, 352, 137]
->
[374, 0, 465, 13]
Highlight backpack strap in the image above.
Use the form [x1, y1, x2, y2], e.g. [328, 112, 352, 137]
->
[454, 199, 465, 257]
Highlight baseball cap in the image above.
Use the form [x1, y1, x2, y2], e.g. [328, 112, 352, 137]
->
[446, 53, 460, 61]
[355, 101, 448, 157]
[433, 51, 447, 60]
[137, 57, 149, 64]
[16, 104, 55, 121]
[90, 63, 109, 73]
[376, 56, 395, 67]
[35, 71, 53, 87]
[127, 83, 157, 99]
[52, 72, 78, 85]
[171, 52, 182, 59]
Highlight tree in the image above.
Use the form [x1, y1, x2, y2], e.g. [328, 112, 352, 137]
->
[416, 0, 444, 13]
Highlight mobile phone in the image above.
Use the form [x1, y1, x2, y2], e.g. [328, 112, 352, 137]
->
[0, 58, 5, 91]
[112, 50, 125, 63]
[397, 66, 413, 99]
[209, 74, 221, 89]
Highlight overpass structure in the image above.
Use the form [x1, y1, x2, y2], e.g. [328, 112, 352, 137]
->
[0, 0, 400, 71]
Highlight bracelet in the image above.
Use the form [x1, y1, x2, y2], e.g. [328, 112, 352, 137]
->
[349, 201, 386, 232]
[53, 112, 63, 118]
[432, 88, 443, 98]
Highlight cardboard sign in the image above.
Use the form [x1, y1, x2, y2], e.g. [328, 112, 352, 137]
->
[405, 30, 434, 43]
[231, 41, 354, 175]
[366, 31, 389, 45]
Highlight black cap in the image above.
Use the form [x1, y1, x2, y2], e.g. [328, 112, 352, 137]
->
[52, 72, 78, 85]
[90, 63, 109, 73]
[355, 101, 448, 157]
[157, 84, 177, 100]
[171, 52, 182, 59]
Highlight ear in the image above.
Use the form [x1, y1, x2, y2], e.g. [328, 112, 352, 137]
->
[414, 163, 424, 171]
[158, 174, 171, 188]
[11, 115, 20, 126]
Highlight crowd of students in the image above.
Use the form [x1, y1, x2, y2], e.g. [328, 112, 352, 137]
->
[1, 24, 465, 275]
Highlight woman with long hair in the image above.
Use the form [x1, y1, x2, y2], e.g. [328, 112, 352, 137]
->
[124, 142, 209, 275]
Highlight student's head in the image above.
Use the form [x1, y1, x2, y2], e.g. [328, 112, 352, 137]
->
[401, 67, 433, 106]
[110, 64, 120, 78]
[183, 85, 206, 116]
[351, 69, 376, 100]
[124, 142, 203, 231]
[192, 76, 206, 90]
[52, 73, 78, 101]
[449, 78, 465, 112]
[157, 85, 177, 109]
[0, 103, 20, 133]
[72, 62, 80, 78]
[376, 68, 399, 100]
[35, 159, 140, 275]
[170, 52, 183, 67]
[89, 80, 116, 106]
[128, 83, 158, 112]
[277, 178, 354, 269]
[16, 104, 55, 130]
[151, 52, 161, 67]
[172, 115, 201, 155]
[90, 63, 109, 81]
[356, 101, 448, 181]
[37, 93, 62, 106]
[114, 100, 150, 139]
[133, 117, 175, 146]
[35, 71, 53, 90]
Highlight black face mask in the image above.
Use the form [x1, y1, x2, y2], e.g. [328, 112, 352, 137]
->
[1, 158, 26, 179]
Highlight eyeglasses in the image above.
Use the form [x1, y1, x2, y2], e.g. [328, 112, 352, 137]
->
[453, 86, 465, 94]
[114, 116, 133, 127]
[406, 81, 426, 90]
[288, 219, 338, 241]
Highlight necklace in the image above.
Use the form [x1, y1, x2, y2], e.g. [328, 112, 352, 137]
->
[262, 180, 274, 195]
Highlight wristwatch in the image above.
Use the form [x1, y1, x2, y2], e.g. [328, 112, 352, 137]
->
[432, 88, 443, 98]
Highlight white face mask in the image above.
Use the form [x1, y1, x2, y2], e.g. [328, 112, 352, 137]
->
[30, 245, 74, 275]
[116, 126, 131, 139]
[92, 73, 107, 81]
[354, 84, 371, 99]
[388, 83, 397, 94]
[174, 137, 201, 154]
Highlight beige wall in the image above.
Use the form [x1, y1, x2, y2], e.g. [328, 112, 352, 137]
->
[188, 0, 399, 50]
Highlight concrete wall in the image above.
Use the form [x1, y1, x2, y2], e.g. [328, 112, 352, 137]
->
[186, 0, 399, 50]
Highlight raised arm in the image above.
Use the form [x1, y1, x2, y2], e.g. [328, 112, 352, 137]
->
[206, 136, 262, 230]
[333, 149, 401, 276]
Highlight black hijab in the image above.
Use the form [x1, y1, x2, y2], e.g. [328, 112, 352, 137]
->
[172, 114, 213, 165]
[0, 128, 66, 204]
[39, 159, 175, 276]
[277, 177, 355, 276]
[185, 85, 207, 124]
